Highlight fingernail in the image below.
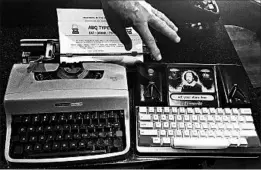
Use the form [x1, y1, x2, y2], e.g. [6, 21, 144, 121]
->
[155, 54, 162, 61]
[176, 36, 181, 43]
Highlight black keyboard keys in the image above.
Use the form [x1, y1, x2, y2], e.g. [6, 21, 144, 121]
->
[10, 110, 126, 159]
[43, 143, 51, 152]
[52, 142, 60, 151]
[41, 114, 49, 124]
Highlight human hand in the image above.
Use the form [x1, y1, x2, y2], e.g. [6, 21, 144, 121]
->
[101, 0, 181, 61]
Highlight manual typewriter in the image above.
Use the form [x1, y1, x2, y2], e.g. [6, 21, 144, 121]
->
[4, 39, 131, 163]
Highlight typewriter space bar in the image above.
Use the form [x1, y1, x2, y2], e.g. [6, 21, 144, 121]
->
[171, 138, 230, 149]
[29, 150, 107, 158]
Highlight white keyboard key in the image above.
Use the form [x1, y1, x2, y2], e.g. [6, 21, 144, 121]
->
[164, 107, 170, 113]
[199, 115, 206, 122]
[172, 107, 178, 114]
[178, 122, 185, 129]
[231, 130, 239, 137]
[184, 115, 190, 121]
[148, 107, 155, 113]
[222, 115, 229, 122]
[238, 138, 248, 147]
[217, 123, 225, 129]
[209, 123, 217, 129]
[224, 108, 232, 115]
[179, 107, 186, 114]
[195, 108, 202, 114]
[225, 123, 233, 130]
[139, 107, 147, 113]
[152, 137, 161, 144]
[160, 130, 166, 136]
[171, 138, 230, 149]
[215, 130, 223, 137]
[175, 130, 182, 137]
[223, 130, 231, 137]
[209, 108, 217, 114]
[156, 107, 163, 113]
[163, 122, 169, 128]
[168, 115, 174, 121]
[230, 115, 237, 122]
[170, 122, 177, 129]
[161, 114, 167, 121]
[217, 108, 224, 115]
[207, 115, 214, 122]
[194, 122, 201, 129]
[139, 114, 151, 121]
[191, 130, 199, 137]
[192, 115, 198, 122]
[153, 114, 159, 121]
[229, 138, 239, 147]
[245, 116, 253, 122]
[207, 130, 215, 137]
[202, 123, 209, 129]
[140, 129, 158, 136]
[162, 137, 171, 144]
[238, 116, 245, 122]
[239, 108, 252, 115]
[240, 123, 255, 130]
[177, 115, 183, 121]
[187, 108, 194, 114]
[184, 130, 191, 137]
[202, 107, 209, 114]
[186, 122, 193, 129]
[199, 130, 207, 137]
[239, 130, 258, 137]
[232, 108, 239, 115]
[168, 130, 174, 136]
[232, 123, 240, 130]
[214, 115, 222, 122]
[140, 122, 154, 128]
[155, 122, 162, 128]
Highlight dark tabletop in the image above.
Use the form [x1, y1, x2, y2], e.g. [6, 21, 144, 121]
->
[1, 0, 261, 168]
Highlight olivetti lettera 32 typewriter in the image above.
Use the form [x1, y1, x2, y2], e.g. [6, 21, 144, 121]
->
[4, 39, 131, 163]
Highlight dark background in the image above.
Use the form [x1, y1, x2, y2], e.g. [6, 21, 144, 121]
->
[0, 0, 261, 168]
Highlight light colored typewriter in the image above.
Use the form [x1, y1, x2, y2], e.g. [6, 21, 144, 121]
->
[4, 39, 131, 163]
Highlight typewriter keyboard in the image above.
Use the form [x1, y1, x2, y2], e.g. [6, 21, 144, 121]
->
[136, 106, 260, 151]
[9, 110, 126, 159]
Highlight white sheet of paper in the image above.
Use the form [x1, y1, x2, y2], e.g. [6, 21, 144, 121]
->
[57, 8, 143, 63]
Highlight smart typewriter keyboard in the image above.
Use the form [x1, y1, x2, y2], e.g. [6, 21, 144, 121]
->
[136, 107, 260, 151]
[10, 110, 126, 159]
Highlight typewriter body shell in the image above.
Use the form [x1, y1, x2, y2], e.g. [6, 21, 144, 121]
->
[4, 39, 131, 163]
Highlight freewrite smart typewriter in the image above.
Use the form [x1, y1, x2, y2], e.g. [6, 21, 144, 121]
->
[4, 39, 131, 163]
[135, 63, 261, 157]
